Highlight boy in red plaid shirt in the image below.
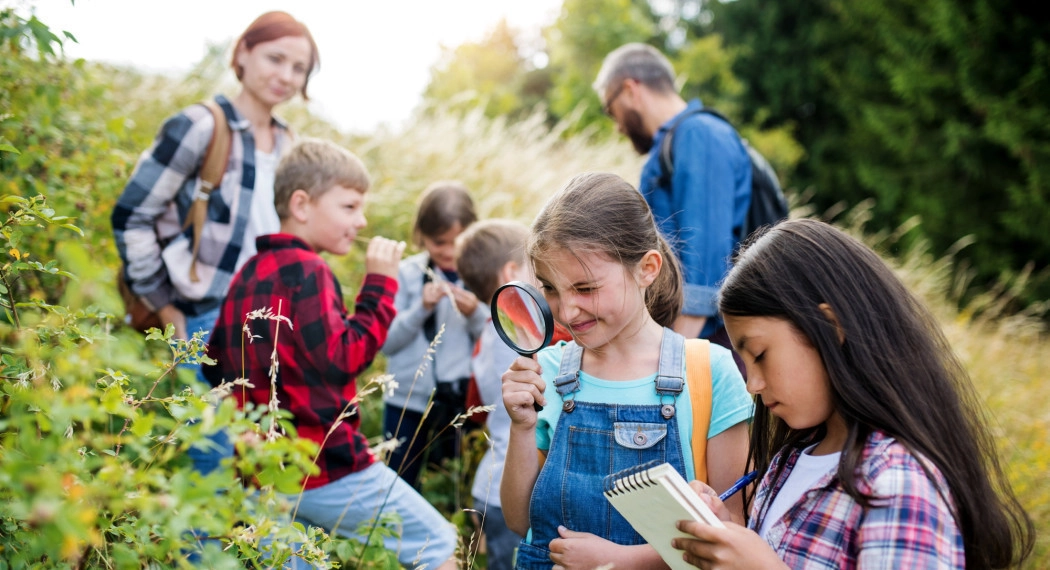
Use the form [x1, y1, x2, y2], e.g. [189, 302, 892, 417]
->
[203, 138, 458, 569]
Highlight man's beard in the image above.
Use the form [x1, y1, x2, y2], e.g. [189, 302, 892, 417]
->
[624, 109, 653, 154]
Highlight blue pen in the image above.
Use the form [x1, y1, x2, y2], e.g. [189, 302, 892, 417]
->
[718, 470, 759, 502]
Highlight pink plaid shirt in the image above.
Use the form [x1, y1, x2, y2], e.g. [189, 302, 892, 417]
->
[749, 430, 964, 569]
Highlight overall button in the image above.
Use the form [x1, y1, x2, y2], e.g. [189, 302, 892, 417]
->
[614, 422, 667, 449]
[661, 404, 676, 419]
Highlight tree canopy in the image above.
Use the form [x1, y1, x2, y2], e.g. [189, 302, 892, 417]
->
[711, 0, 1050, 304]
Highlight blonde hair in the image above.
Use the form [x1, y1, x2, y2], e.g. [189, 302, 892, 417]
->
[455, 219, 530, 303]
[528, 172, 683, 327]
[274, 138, 369, 219]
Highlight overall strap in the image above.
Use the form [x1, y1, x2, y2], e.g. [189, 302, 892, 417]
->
[685, 338, 713, 483]
[654, 328, 685, 419]
[553, 342, 583, 413]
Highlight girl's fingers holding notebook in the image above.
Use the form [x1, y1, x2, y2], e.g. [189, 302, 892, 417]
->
[673, 521, 789, 570]
[688, 480, 732, 522]
[688, 480, 718, 498]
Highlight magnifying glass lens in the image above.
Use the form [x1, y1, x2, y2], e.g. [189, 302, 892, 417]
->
[491, 282, 555, 412]
[491, 281, 554, 356]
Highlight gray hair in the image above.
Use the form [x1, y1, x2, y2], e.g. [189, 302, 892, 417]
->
[592, 43, 677, 97]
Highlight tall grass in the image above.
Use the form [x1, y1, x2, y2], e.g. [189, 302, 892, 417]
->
[870, 221, 1050, 567]
[312, 106, 1048, 567]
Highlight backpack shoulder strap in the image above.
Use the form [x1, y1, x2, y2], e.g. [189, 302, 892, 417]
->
[182, 99, 232, 282]
[657, 107, 727, 188]
[685, 338, 713, 483]
[198, 99, 232, 192]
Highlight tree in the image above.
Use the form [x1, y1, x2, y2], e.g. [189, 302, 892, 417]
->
[711, 0, 1050, 305]
[544, 0, 658, 131]
[422, 19, 543, 120]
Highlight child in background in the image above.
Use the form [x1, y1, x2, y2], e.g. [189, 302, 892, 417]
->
[202, 139, 458, 570]
[382, 181, 489, 488]
[454, 219, 533, 570]
[500, 172, 754, 570]
[455, 219, 573, 570]
[673, 219, 1034, 569]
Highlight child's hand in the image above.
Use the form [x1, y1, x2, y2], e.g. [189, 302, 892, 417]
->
[422, 282, 445, 311]
[688, 480, 733, 523]
[672, 518, 788, 570]
[450, 285, 479, 315]
[502, 356, 546, 426]
[364, 237, 405, 279]
[549, 526, 623, 570]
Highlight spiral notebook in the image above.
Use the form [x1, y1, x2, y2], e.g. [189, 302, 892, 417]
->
[603, 460, 725, 570]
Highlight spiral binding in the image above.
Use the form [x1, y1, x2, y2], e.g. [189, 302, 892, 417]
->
[602, 459, 664, 496]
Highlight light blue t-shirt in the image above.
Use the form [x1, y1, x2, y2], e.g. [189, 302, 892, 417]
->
[534, 341, 754, 481]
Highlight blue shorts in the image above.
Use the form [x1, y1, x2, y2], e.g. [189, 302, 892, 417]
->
[290, 462, 456, 568]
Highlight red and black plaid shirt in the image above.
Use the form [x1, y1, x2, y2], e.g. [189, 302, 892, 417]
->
[203, 233, 397, 489]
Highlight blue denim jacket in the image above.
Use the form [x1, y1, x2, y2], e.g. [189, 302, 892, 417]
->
[639, 99, 752, 337]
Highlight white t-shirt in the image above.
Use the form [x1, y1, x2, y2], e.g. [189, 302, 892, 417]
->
[237, 148, 282, 267]
[758, 443, 841, 539]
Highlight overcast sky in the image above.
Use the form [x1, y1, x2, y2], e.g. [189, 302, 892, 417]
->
[18, 0, 563, 133]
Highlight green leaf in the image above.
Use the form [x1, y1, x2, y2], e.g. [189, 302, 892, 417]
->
[100, 383, 127, 414]
[130, 412, 155, 438]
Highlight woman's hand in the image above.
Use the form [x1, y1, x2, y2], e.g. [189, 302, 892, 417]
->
[502, 356, 546, 427]
[158, 304, 187, 340]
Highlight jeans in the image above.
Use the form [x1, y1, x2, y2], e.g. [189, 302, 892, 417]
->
[291, 462, 457, 569]
[181, 307, 234, 476]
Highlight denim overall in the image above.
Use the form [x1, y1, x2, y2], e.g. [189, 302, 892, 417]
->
[514, 328, 689, 569]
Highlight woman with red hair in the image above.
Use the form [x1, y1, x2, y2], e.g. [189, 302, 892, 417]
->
[111, 11, 320, 474]
[113, 10, 319, 344]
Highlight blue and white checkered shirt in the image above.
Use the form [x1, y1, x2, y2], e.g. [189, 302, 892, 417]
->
[111, 95, 292, 316]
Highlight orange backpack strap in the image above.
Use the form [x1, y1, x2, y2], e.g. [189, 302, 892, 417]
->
[182, 99, 232, 282]
[685, 338, 713, 483]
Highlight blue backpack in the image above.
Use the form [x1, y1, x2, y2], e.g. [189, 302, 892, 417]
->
[658, 108, 788, 242]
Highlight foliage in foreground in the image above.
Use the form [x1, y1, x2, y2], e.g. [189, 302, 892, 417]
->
[2, 6, 1048, 568]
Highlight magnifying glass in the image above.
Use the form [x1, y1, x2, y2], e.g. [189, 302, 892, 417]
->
[490, 281, 554, 412]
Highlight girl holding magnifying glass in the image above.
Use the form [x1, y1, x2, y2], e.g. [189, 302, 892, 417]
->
[500, 172, 754, 570]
